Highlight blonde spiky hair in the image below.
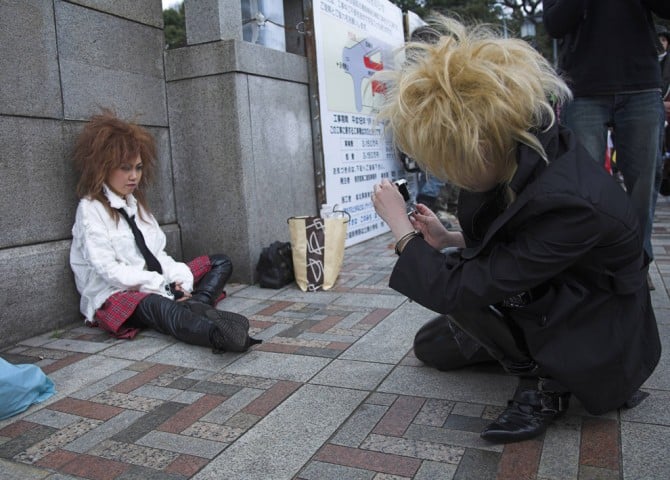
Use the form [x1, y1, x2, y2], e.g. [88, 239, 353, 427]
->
[376, 15, 571, 192]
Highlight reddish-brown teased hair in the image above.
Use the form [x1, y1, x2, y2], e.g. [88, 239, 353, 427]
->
[73, 109, 157, 221]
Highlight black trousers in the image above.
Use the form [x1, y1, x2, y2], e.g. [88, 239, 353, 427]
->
[414, 306, 534, 373]
[128, 254, 232, 347]
[414, 308, 575, 396]
[130, 295, 215, 347]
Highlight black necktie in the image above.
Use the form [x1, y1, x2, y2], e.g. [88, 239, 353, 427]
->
[116, 208, 163, 274]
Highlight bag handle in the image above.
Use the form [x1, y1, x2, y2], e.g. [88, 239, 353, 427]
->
[330, 204, 351, 222]
[287, 205, 351, 223]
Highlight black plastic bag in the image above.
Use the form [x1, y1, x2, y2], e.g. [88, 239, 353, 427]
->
[256, 241, 294, 289]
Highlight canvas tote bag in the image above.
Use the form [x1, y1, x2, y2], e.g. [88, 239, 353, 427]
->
[287, 211, 349, 291]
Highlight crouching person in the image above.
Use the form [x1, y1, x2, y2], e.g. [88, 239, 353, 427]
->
[371, 16, 660, 443]
[70, 109, 259, 353]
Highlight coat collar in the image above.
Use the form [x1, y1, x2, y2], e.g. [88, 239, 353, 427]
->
[508, 123, 560, 195]
[461, 123, 565, 259]
[103, 184, 138, 216]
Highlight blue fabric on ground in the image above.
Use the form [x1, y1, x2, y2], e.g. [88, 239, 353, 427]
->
[0, 357, 56, 420]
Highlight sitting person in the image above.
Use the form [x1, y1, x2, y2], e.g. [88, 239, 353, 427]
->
[371, 16, 660, 443]
[70, 110, 258, 353]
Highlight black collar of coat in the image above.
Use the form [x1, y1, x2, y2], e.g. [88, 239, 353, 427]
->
[508, 122, 560, 195]
[461, 122, 569, 260]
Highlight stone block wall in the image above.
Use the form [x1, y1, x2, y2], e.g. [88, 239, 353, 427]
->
[0, 0, 315, 348]
[0, 0, 177, 348]
[165, 39, 314, 283]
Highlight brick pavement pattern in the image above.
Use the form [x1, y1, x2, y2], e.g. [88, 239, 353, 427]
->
[2, 198, 670, 479]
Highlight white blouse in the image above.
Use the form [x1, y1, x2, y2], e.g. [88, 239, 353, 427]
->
[70, 186, 193, 322]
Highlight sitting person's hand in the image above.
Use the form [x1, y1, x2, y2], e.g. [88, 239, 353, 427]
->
[172, 282, 192, 302]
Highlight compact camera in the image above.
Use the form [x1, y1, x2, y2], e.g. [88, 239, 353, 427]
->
[393, 179, 411, 202]
[393, 179, 416, 216]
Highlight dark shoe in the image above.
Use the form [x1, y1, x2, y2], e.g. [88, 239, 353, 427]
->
[205, 309, 251, 353]
[622, 389, 650, 409]
[647, 273, 655, 291]
[185, 301, 260, 353]
[480, 388, 570, 443]
[209, 309, 262, 353]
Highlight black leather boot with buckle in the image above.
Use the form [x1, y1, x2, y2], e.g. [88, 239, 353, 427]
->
[190, 254, 233, 305]
[480, 380, 570, 443]
[184, 300, 261, 353]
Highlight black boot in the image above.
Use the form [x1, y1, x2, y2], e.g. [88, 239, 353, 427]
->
[184, 300, 261, 353]
[622, 389, 650, 409]
[190, 254, 233, 305]
[131, 294, 216, 348]
[480, 382, 570, 443]
[211, 313, 263, 353]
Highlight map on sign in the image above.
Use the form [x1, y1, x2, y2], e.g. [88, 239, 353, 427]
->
[318, 10, 394, 116]
[341, 38, 386, 112]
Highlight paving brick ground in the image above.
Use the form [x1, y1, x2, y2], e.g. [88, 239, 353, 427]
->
[2, 198, 670, 480]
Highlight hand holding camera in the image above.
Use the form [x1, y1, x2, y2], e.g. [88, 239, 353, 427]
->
[393, 178, 411, 202]
[386, 179, 459, 251]
[371, 179, 416, 240]
[393, 179, 417, 216]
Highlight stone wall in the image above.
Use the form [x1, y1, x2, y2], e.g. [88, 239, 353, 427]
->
[0, 0, 315, 348]
[165, 39, 314, 283]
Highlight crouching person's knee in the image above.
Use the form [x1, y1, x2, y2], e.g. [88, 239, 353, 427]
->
[414, 315, 493, 371]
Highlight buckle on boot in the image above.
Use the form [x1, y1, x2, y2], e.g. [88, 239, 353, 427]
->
[503, 360, 539, 376]
[481, 388, 565, 444]
[538, 391, 570, 415]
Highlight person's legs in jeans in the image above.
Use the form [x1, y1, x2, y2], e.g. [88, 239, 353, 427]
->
[562, 93, 664, 260]
[416, 172, 444, 210]
[612, 92, 664, 260]
[561, 96, 612, 168]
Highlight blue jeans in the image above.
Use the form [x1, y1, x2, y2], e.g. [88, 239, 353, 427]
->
[418, 172, 444, 198]
[562, 92, 665, 260]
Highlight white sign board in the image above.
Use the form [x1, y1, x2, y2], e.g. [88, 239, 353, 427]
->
[405, 10, 427, 40]
[312, 0, 406, 245]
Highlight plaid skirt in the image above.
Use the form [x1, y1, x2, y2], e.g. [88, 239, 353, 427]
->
[91, 255, 221, 339]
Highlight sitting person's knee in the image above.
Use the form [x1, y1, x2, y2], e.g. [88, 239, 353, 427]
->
[209, 254, 233, 272]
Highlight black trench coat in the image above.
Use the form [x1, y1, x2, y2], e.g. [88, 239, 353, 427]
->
[390, 124, 661, 414]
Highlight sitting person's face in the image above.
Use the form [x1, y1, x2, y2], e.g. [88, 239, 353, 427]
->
[107, 154, 143, 198]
